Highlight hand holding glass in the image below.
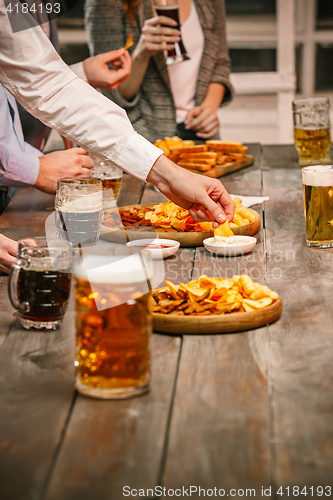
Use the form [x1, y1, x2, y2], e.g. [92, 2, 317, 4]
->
[154, 0, 190, 65]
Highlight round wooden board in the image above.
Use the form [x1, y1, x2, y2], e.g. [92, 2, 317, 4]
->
[152, 297, 282, 334]
[101, 204, 261, 247]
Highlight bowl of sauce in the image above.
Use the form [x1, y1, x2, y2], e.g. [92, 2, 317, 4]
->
[203, 235, 257, 257]
[126, 239, 180, 259]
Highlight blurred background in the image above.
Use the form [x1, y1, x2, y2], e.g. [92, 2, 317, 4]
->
[51, 0, 333, 147]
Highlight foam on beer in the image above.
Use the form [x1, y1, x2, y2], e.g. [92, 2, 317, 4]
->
[75, 254, 154, 285]
[302, 165, 333, 187]
[57, 192, 102, 213]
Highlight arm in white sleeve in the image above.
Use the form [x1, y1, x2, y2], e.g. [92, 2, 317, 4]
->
[0, 3, 163, 181]
[69, 62, 88, 83]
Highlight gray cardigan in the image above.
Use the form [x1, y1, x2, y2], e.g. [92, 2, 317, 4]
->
[85, 0, 234, 143]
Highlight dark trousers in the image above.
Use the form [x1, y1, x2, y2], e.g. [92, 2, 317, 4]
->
[176, 122, 201, 141]
[0, 188, 10, 216]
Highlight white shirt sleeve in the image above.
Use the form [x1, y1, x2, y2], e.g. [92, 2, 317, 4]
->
[0, 3, 163, 181]
[69, 62, 88, 83]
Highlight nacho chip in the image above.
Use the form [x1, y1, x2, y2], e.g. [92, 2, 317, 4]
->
[242, 297, 273, 309]
[124, 33, 134, 50]
[214, 220, 234, 237]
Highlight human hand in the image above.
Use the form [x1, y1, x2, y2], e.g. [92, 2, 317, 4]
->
[136, 16, 181, 58]
[34, 148, 94, 195]
[185, 103, 220, 139]
[83, 48, 132, 90]
[0, 234, 18, 274]
[147, 155, 235, 226]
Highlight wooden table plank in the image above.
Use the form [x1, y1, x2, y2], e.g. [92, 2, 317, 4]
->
[163, 158, 273, 495]
[117, 174, 146, 207]
[263, 146, 333, 488]
[0, 312, 76, 500]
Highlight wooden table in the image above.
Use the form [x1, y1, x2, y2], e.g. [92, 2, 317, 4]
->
[0, 145, 332, 500]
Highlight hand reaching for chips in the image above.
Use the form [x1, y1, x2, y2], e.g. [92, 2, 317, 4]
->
[103, 199, 258, 234]
[151, 274, 280, 316]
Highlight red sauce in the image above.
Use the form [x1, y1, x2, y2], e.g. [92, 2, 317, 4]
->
[133, 244, 176, 249]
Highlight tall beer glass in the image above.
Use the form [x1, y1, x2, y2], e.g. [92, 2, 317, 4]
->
[154, 0, 190, 65]
[55, 178, 103, 247]
[91, 159, 123, 209]
[74, 252, 153, 399]
[293, 97, 331, 166]
[302, 165, 333, 248]
[8, 237, 72, 329]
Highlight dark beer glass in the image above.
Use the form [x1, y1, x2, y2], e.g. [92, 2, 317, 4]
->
[8, 237, 72, 330]
[55, 178, 103, 247]
[154, 0, 190, 65]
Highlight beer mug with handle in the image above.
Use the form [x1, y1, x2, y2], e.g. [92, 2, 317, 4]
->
[55, 177, 103, 247]
[8, 237, 72, 330]
[74, 249, 154, 399]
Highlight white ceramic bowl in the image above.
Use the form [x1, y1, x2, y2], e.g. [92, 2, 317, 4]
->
[203, 235, 257, 257]
[126, 238, 180, 259]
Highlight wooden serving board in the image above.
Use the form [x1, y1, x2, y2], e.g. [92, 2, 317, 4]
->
[152, 297, 283, 334]
[101, 204, 261, 247]
[183, 155, 254, 178]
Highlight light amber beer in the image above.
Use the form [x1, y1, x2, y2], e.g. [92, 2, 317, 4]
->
[302, 165, 333, 248]
[101, 177, 122, 201]
[91, 161, 123, 208]
[293, 97, 331, 166]
[75, 254, 152, 399]
[294, 127, 331, 165]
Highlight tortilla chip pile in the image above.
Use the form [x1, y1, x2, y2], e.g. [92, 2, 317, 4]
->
[103, 198, 257, 233]
[153, 137, 249, 172]
[151, 274, 279, 316]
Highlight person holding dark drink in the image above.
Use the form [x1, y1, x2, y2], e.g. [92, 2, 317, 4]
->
[85, 0, 234, 142]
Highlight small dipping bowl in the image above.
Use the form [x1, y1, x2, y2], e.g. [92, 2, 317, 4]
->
[126, 239, 180, 259]
[203, 235, 257, 257]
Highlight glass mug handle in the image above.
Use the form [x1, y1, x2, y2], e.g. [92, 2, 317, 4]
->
[8, 263, 30, 314]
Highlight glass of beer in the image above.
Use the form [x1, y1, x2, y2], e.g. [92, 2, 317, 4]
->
[302, 165, 333, 248]
[293, 97, 331, 166]
[74, 251, 153, 399]
[154, 0, 190, 65]
[91, 159, 123, 209]
[55, 178, 103, 247]
[8, 237, 72, 330]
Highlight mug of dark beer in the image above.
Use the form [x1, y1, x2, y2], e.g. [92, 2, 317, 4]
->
[8, 237, 72, 330]
[55, 177, 103, 247]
